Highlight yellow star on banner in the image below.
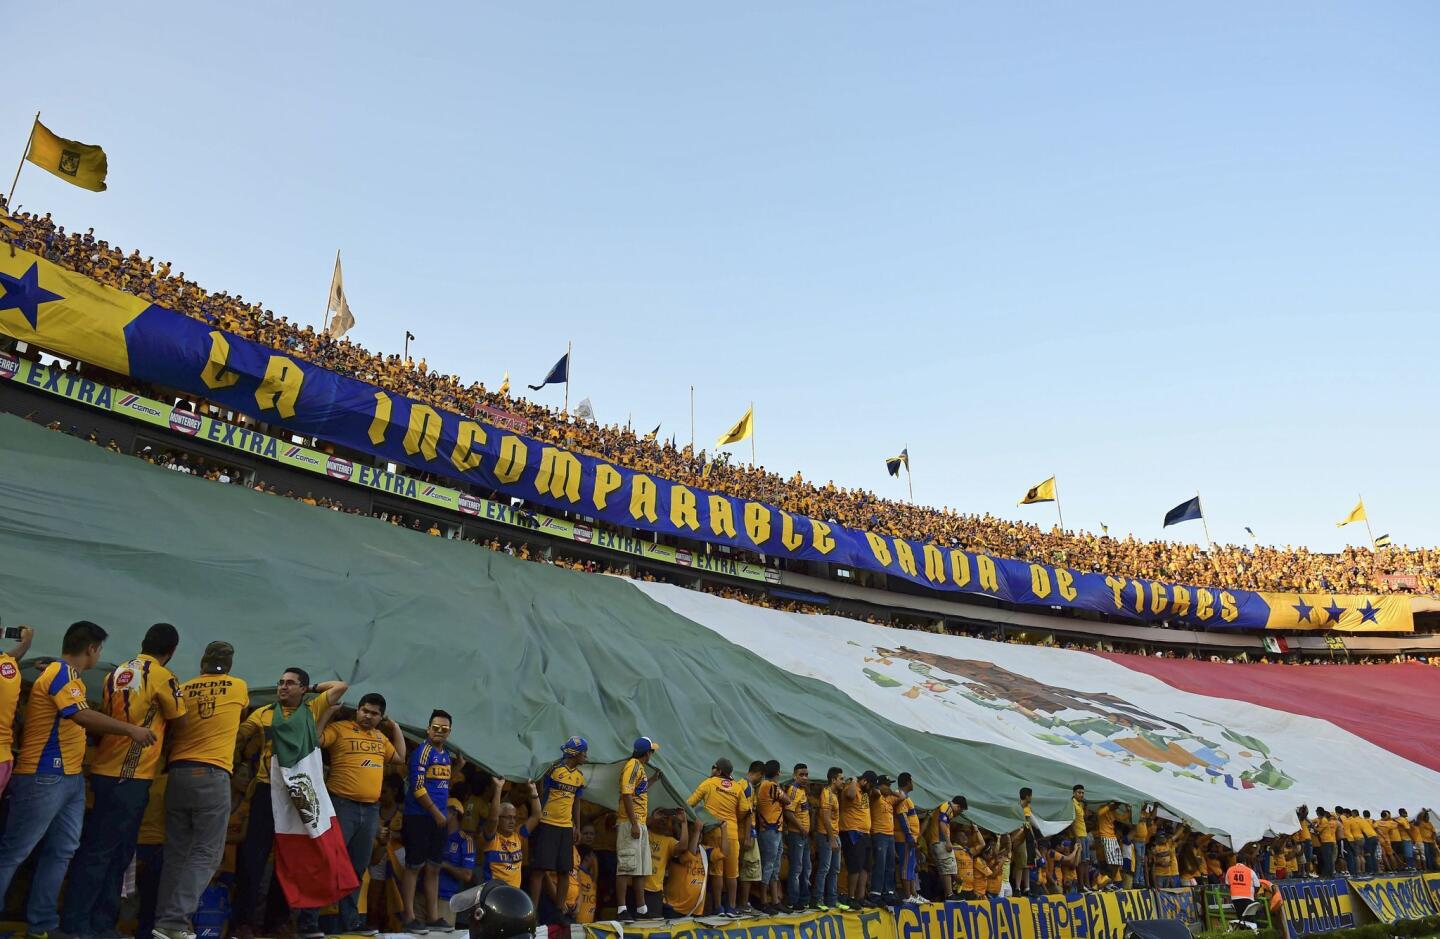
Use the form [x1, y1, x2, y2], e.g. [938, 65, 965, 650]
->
[0, 248, 148, 376]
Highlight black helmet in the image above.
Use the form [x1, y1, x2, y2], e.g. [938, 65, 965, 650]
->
[453, 881, 536, 939]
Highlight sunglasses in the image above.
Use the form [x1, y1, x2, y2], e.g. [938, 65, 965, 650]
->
[429, 725, 452, 734]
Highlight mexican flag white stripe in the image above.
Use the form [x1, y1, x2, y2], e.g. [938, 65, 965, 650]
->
[270, 743, 357, 907]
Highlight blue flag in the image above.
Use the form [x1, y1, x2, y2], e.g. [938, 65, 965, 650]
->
[885, 448, 909, 477]
[1163, 496, 1203, 527]
[528, 353, 569, 391]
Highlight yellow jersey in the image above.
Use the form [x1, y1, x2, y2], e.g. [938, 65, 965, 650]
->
[168, 674, 250, 772]
[840, 786, 871, 833]
[817, 787, 840, 835]
[757, 779, 784, 829]
[0, 653, 20, 763]
[321, 719, 397, 803]
[1072, 798, 1087, 837]
[539, 763, 586, 827]
[1095, 805, 1117, 840]
[666, 846, 718, 916]
[16, 661, 90, 775]
[895, 796, 920, 843]
[575, 851, 597, 923]
[688, 775, 747, 827]
[482, 829, 526, 887]
[239, 694, 328, 784]
[619, 757, 650, 823]
[870, 792, 896, 836]
[1316, 817, 1338, 844]
[955, 845, 975, 892]
[923, 801, 952, 844]
[785, 783, 811, 834]
[645, 832, 678, 893]
[1358, 816, 1378, 839]
[91, 654, 186, 780]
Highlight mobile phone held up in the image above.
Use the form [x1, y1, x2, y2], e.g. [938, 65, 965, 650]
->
[1, 621, 24, 642]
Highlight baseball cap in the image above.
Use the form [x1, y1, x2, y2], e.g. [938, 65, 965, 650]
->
[200, 641, 234, 674]
[715, 757, 733, 775]
[562, 736, 589, 756]
[633, 736, 660, 755]
[876, 775, 894, 787]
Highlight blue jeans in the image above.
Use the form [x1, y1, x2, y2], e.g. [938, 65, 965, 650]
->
[0, 773, 86, 931]
[1401, 840, 1415, 867]
[871, 834, 895, 896]
[61, 774, 153, 934]
[813, 836, 840, 904]
[1364, 836, 1378, 875]
[334, 796, 382, 928]
[785, 832, 812, 907]
[1133, 843, 1147, 887]
[759, 828, 783, 884]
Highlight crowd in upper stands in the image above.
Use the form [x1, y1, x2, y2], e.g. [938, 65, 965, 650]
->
[4, 202, 1439, 598]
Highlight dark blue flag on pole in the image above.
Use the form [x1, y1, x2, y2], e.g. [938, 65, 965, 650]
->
[1163, 496, 1203, 528]
[528, 353, 569, 390]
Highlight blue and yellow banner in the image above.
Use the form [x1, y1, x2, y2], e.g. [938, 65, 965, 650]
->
[1276, 877, 1354, 939]
[1348, 875, 1436, 924]
[0, 247, 1412, 632]
[584, 891, 1197, 939]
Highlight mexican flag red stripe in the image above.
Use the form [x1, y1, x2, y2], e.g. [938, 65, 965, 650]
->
[269, 701, 358, 909]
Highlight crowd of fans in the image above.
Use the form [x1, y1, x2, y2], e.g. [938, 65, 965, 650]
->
[4, 203, 1439, 598]
[0, 621, 1437, 939]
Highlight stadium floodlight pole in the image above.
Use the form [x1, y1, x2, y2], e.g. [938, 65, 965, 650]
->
[5, 112, 39, 209]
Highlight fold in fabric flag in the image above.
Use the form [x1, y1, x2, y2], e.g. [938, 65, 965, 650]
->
[1261, 636, 1288, 654]
[1374, 534, 1392, 549]
[528, 353, 569, 391]
[268, 697, 358, 909]
[1336, 500, 1366, 528]
[574, 397, 595, 422]
[324, 252, 355, 339]
[1163, 497, 1203, 528]
[716, 405, 753, 447]
[26, 119, 108, 192]
[1244, 526, 1256, 541]
[1019, 476, 1056, 505]
[497, 371, 510, 396]
[885, 448, 909, 477]
[645, 423, 660, 441]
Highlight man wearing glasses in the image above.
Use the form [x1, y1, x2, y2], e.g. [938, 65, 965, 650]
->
[231, 667, 347, 939]
[402, 709, 464, 934]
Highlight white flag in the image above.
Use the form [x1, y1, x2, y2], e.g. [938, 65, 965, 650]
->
[574, 397, 595, 422]
[325, 252, 355, 339]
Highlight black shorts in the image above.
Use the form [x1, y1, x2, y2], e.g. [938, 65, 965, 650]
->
[403, 813, 445, 868]
[843, 831, 872, 873]
[531, 822, 574, 873]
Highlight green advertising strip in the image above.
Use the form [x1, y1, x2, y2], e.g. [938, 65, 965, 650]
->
[0, 352, 777, 585]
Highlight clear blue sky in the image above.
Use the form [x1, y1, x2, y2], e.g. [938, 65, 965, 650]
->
[7, 3, 1439, 551]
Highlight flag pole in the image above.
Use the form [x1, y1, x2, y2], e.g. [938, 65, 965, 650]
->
[906, 459, 914, 503]
[749, 401, 755, 466]
[1360, 495, 1375, 550]
[564, 340, 572, 416]
[1054, 474, 1065, 531]
[6, 113, 39, 209]
[322, 249, 337, 336]
[1197, 489, 1213, 548]
[689, 385, 695, 453]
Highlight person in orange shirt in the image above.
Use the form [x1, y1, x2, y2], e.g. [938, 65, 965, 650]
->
[754, 759, 791, 912]
[480, 779, 542, 888]
[63, 623, 187, 937]
[320, 691, 409, 933]
[840, 771, 876, 907]
[0, 623, 34, 800]
[868, 775, 898, 903]
[688, 758, 748, 916]
[154, 641, 249, 939]
[783, 763, 813, 911]
[1314, 808, 1339, 877]
[0, 621, 156, 939]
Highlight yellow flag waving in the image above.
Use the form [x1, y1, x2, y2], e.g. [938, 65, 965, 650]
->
[497, 371, 510, 396]
[716, 405, 753, 447]
[1336, 500, 1366, 528]
[25, 119, 108, 192]
[1019, 476, 1057, 505]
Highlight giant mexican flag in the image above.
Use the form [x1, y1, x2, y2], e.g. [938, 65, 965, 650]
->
[2, 417, 1438, 850]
